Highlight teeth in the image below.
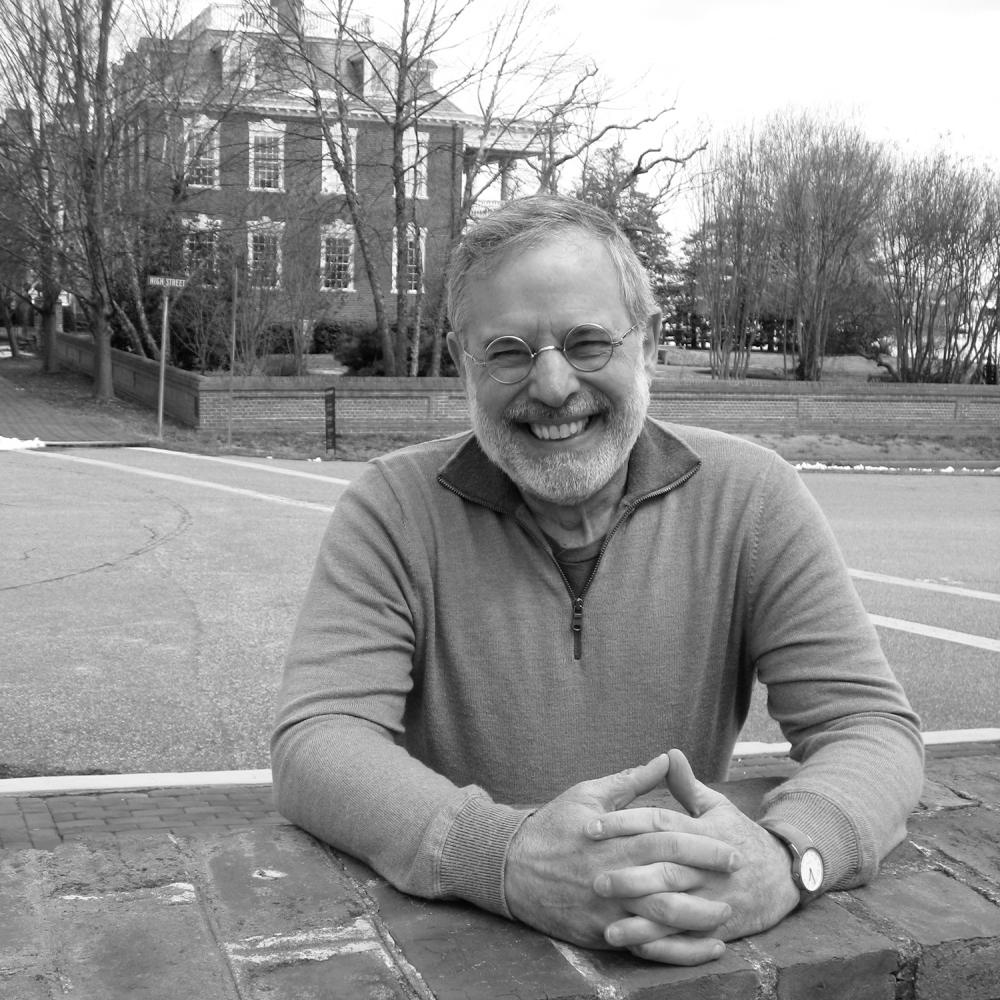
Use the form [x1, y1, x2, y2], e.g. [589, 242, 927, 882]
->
[530, 418, 588, 440]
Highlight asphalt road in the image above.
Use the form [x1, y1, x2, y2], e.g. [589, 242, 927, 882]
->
[2, 446, 997, 778]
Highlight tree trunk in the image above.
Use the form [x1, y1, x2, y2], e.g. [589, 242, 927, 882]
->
[41, 304, 61, 372]
[91, 309, 115, 401]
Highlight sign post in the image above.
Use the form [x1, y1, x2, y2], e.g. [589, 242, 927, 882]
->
[147, 276, 186, 440]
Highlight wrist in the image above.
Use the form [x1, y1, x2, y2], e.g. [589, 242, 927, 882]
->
[759, 819, 827, 908]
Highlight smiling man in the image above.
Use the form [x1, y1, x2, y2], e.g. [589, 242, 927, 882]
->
[272, 195, 923, 966]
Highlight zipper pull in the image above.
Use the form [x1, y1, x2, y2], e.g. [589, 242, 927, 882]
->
[571, 597, 584, 660]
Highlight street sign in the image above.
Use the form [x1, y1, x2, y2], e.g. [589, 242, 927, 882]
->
[148, 275, 186, 288]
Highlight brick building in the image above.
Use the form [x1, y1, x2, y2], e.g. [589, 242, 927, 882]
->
[121, 1, 539, 356]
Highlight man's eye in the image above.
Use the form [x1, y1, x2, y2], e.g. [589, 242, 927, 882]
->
[568, 334, 612, 357]
[486, 341, 529, 363]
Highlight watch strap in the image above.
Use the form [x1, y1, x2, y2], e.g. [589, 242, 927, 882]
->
[759, 819, 825, 905]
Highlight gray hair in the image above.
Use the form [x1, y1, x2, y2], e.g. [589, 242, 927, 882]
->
[447, 195, 656, 336]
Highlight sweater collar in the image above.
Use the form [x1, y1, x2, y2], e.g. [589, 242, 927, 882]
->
[437, 419, 701, 514]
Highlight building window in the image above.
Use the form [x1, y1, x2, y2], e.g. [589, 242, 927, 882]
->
[249, 120, 284, 191]
[321, 127, 357, 195]
[183, 216, 220, 281]
[401, 128, 428, 199]
[184, 117, 219, 188]
[247, 219, 283, 287]
[320, 221, 354, 290]
[391, 224, 424, 294]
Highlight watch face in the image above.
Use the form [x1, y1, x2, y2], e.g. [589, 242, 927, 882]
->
[800, 848, 824, 892]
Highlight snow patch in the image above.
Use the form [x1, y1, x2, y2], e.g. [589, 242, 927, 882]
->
[0, 436, 45, 450]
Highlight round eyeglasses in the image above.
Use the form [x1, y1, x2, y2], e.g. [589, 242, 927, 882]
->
[462, 322, 640, 385]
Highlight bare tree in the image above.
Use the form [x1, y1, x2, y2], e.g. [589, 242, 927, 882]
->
[0, 1, 73, 373]
[875, 151, 1000, 382]
[769, 113, 888, 381]
[251, 0, 702, 375]
[688, 128, 775, 379]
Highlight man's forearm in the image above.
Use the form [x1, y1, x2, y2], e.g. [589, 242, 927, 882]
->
[271, 715, 529, 914]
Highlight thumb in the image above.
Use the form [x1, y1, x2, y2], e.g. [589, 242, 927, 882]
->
[665, 749, 728, 817]
[587, 753, 671, 811]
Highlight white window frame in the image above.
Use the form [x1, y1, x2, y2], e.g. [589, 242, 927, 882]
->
[390, 224, 425, 294]
[247, 218, 283, 288]
[248, 119, 285, 192]
[320, 220, 355, 292]
[182, 215, 221, 280]
[184, 116, 219, 189]
[401, 128, 428, 200]
[321, 127, 357, 196]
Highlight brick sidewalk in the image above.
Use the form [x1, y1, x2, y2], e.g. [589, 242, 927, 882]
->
[0, 786, 280, 851]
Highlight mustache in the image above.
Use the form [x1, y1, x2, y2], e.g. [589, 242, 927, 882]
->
[502, 390, 610, 424]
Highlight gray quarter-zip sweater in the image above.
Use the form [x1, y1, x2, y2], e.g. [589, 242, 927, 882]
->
[272, 421, 923, 918]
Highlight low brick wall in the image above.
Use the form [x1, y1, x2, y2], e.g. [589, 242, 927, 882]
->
[335, 377, 1000, 439]
[55, 333, 999, 440]
[55, 333, 203, 427]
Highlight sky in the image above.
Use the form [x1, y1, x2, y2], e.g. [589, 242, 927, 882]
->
[540, 0, 1000, 164]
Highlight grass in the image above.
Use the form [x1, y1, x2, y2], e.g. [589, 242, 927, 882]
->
[2, 351, 997, 464]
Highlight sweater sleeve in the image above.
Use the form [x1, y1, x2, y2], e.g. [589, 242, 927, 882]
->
[270, 464, 532, 916]
[745, 456, 924, 891]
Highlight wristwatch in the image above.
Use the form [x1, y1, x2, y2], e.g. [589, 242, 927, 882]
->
[760, 819, 826, 906]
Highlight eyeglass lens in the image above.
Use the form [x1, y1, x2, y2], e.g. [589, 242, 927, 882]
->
[483, 325, 615, 382]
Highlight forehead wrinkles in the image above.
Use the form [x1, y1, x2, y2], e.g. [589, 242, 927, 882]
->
[461, 240, 626, 345]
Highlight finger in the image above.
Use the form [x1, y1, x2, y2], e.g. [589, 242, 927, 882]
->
[622, 891, 732, 933]
[584, 754, 671, 812]
[595, 861, 699, 899]
[629, 934, 726, 967]
[586, 806, 696, 839]
[604, 916, 678, 948]
[586, 820, 743, 871]
[665, 749, 729, 818]
[594, 854, 732, 900]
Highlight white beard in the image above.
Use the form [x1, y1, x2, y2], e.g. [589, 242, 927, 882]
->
[467, 362, 651, 506]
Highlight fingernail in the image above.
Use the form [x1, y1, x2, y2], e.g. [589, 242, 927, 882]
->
[712, 942, 726, 959]
[729, 852, 742, 869]
[605, 925, 622, 945]
[594, 874, 611, 896]
[586, 819, 603, 837]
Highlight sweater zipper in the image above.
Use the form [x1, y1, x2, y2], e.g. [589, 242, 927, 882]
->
[558, 466, 700, 661]
[439, 465, 700, 662]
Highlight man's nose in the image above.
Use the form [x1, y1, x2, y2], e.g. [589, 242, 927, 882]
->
[524, 346, 580, 407]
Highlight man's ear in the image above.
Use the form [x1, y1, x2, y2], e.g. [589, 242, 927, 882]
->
[642, 312, 662, 378]
[446, 331, 466, 383]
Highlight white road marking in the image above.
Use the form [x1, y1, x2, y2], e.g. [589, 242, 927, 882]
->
[134, 447, 354, 484]
[735, 729, 1000, 757]
[26, 450, 336, 513]
[851, 568, 1000, 604]
[869, 614, 1000, 653]
[3, 732, 998, 794]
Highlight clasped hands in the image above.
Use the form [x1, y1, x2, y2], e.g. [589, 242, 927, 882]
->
[503, 749, 800, 966]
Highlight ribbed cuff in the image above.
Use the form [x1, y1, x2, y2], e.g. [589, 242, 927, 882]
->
[759, 790, 865, 891]
[438, 794, 534, 918]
